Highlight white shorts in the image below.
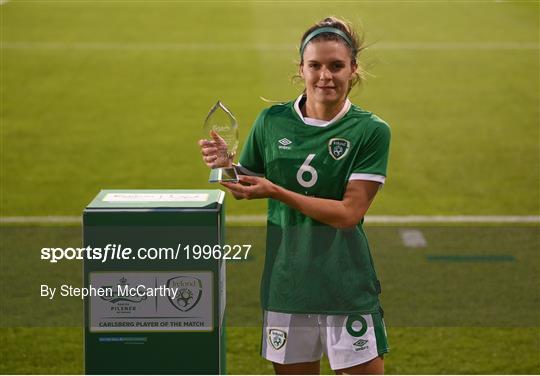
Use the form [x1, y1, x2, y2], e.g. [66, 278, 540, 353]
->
[261, 309, 389, 370]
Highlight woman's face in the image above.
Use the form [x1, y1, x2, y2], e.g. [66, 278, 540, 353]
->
[300, 40, 357, 106]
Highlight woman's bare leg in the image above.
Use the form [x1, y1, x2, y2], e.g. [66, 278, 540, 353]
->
[273, 360, 321, 375]
[334, 356, 384, 375]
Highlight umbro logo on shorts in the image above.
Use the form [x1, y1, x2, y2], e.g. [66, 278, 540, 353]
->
[278, 138, 292, 150]
[268, 329, 287, 350]
[353, 338, 368, 352]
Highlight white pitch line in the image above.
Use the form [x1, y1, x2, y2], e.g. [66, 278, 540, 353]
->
[399, 229, 427, 248]
[367, 215, 540, 223]
[1, 41, 538, 51]
[0, 216, 81, 224]
[0, 42, 290, 51]
[374, 42, 540, 50]
[1, 215, 539, 224]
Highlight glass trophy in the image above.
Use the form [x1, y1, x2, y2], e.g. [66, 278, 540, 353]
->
[203, 100, 239, 183]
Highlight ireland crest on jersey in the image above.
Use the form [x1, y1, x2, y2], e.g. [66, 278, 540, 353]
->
[328, 138, 350, 160]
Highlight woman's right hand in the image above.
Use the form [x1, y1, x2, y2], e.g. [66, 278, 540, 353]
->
[198, 130, 233, 168]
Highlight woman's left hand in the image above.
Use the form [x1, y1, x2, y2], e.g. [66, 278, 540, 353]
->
[220, 175, 277, 200]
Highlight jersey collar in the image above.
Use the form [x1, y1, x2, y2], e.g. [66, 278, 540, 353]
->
[293, 94, 351, 127]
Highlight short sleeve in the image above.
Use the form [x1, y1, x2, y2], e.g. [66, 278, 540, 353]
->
[237, 109, 267, 176]
[349, 116, 391, 184]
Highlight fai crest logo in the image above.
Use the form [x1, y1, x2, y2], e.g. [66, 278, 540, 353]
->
[167, 276, 203, 312]
[268, 329, 287, 350]
[328, 138, 350, 160]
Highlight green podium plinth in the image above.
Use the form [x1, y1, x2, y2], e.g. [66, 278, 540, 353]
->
[83, 190, 226, 375]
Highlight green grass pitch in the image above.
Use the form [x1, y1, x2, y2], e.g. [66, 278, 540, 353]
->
[1, 0, 539, 374]
[1, 1, 538, 216]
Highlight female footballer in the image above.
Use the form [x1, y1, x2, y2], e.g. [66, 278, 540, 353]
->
[199, 17, 391, 375]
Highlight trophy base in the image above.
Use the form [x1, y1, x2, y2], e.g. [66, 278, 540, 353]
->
[209, 167, 239, 183]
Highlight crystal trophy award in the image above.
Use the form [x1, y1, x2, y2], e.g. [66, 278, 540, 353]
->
[203, 101, 239, 183]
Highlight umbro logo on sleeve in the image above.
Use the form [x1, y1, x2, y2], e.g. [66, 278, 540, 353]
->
[278, 138, 292, 150]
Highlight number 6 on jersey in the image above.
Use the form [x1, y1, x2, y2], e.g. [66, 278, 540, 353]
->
[296, 154, 318, 188]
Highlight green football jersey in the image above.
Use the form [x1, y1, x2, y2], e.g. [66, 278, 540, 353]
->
[238, 96, 391, 314]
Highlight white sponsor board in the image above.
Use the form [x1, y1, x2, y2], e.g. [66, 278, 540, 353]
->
[89, 271, 213, 332]
[102, 193, 209, 202]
